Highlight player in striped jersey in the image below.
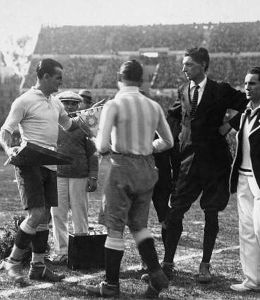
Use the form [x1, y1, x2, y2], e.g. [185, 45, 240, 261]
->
[86, 59, 173, 298]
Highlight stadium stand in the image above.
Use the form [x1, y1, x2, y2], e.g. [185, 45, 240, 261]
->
[23, 22, 260, 92]
[208, 22, 260, 53]
[33, 24, 205, 55]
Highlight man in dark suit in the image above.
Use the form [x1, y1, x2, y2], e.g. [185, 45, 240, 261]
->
[162, 47, 247, 283]
[230, 67, 260, 292]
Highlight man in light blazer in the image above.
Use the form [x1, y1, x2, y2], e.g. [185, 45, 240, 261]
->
[230, 66, 260, 292]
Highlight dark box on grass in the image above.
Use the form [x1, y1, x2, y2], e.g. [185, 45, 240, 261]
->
[67, 232, 107, 270]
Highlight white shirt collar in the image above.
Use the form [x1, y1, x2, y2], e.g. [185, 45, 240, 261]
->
[246, 101, 260, 117]
[190, 76, 207, 90]
[31, 86, 43, 95]
[119, 86, 140, 93]
[31, 86, 53, 101]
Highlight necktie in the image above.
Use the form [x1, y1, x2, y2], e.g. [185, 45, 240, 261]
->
[246, 109, 258, 123]
[246, 109, 253, 122]
[190, 85, 200, 118]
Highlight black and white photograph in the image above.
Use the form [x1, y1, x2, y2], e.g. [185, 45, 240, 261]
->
[0, 0, 259, 298]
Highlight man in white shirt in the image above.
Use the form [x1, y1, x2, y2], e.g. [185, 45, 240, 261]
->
[230, 66, 260, 292]
[0, 58, 79, 285]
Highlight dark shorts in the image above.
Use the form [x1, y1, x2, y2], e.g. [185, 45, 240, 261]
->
[167, 155, 230, 224]
[15, 166, 58, 210]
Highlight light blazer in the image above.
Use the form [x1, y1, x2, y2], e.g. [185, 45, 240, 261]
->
[230, 109, 260, 193]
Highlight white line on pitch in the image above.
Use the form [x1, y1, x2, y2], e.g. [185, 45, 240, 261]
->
[0, 245, 239, 297]
[126, 245, 239, 271]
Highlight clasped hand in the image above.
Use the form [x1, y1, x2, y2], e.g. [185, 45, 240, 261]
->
[87, 177, 97, 192]
[6, 146, 19, 158]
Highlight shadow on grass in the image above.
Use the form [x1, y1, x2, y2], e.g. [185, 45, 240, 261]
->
[171, 270, 260, 298]
[50, 282, 88, 298]
[57, 282, 156, 300]
[120, 268, 256, 294]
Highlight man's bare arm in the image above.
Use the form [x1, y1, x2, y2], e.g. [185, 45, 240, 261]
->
[0, 129, 13, 154]
[0, 129, 19, 159]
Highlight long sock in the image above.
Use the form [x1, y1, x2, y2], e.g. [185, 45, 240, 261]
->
[9, 228, 34, 261]
[202, 211, 219, 263]
[9, 245, 27, 262]
[105, 248, 124, 285]
[138, 238, 160, 273]
[163, 218, 183, 263]
[14, 228, 33, 249]
[31, 230, 49, 261]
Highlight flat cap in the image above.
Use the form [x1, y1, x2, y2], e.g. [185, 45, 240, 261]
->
[78, 89, 92, 99]
[58, 91, 82, 102]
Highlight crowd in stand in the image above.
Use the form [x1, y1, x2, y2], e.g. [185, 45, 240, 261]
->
[99, 58, 122, 88]
[151, 56, 185, 89]
[208, 22, 260, 53]
[24, 58, 104, 89]
[34, 22, 260, 55]
[22, 22, 260, 94]
[34, 24, 205, 55]
[24, 55, 260, 90]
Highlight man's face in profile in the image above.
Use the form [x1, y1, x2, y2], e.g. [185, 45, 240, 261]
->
[182, 56, 205, 82]
[46, 67, 63, 94]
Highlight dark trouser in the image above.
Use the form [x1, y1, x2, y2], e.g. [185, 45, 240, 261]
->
[152, 148, 180, 249]
[164, 210, 219, 263]
[164, 156, 229, 264]
[152, 187, 171, 224]
[152, 151, 173, 223]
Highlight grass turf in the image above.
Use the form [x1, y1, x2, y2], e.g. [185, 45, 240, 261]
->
[0, 152, 258, 299]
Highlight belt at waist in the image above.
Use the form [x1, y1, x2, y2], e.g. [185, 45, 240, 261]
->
[239, 167, 253, 176]
[111, 151, 152, 159]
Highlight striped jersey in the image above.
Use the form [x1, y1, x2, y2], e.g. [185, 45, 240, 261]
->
[96, 86, 173, 155]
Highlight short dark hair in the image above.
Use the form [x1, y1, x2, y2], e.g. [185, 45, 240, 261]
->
[184, 47, 210, 71]
[247, 66, 260, 81]
[36, 58, 63, 79]
[119, 59, 143, 82]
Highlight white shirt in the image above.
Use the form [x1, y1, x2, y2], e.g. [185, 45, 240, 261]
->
[190, 76, 207, 106]
[240, 117, 255, 172]
[1, 87, 72, 171]
[240, 103, 260, 173]
[2, 87, 72, 150]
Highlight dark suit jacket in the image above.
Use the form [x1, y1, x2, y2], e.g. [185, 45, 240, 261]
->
[152, 107, 182, 222]
[230, 109, 260, 193]
[173, 78, 247, 176]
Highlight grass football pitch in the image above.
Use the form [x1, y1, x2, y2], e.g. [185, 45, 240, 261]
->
[0, 152, 258, 299]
